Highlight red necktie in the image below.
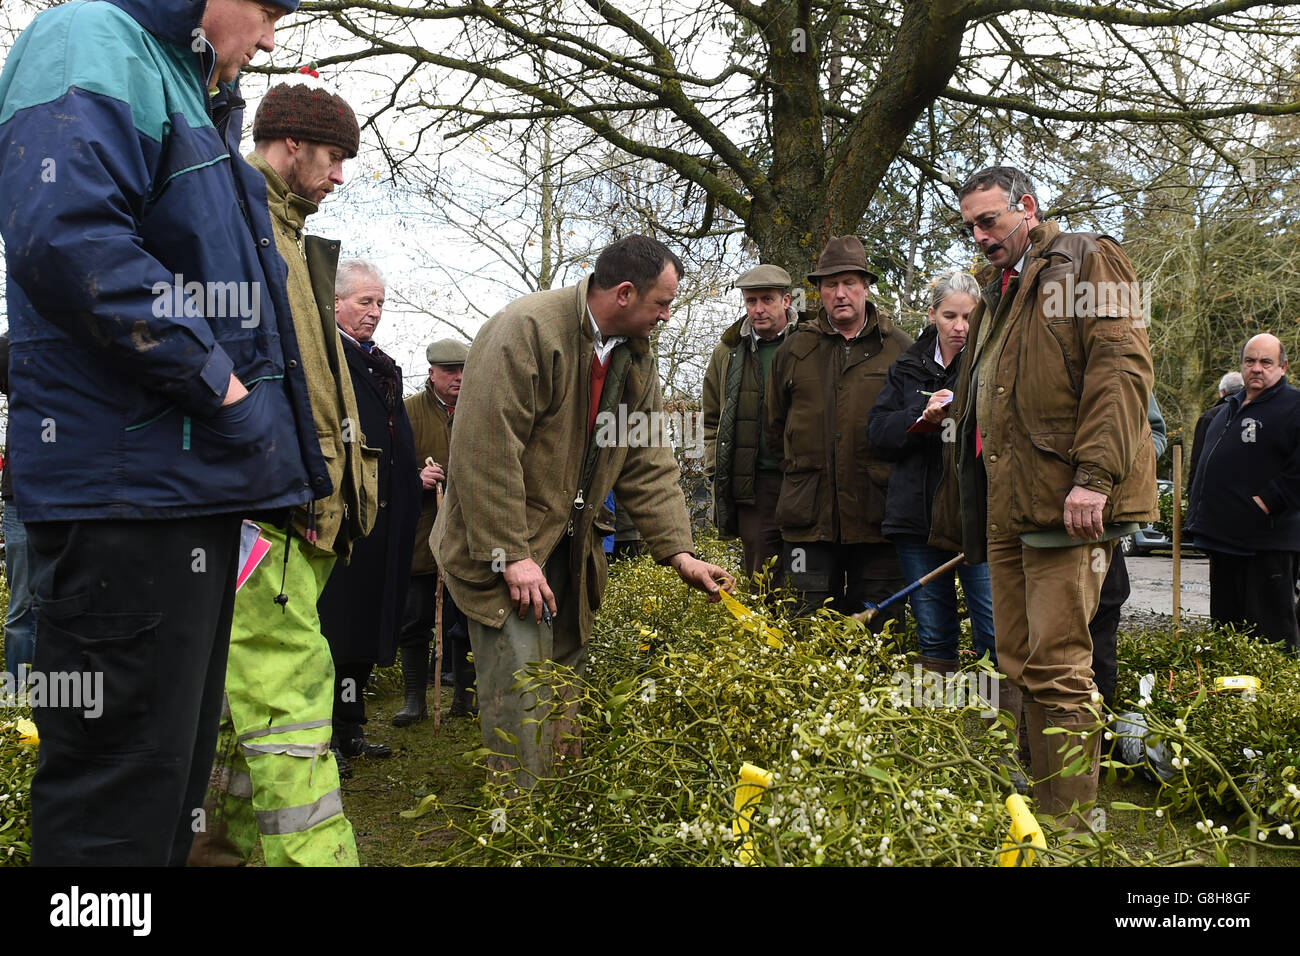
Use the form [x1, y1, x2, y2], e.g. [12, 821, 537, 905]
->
[1000, 267, 1018, 295]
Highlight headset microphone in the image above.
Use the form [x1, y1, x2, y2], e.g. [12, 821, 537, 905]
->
[987, 211, 1029, 262]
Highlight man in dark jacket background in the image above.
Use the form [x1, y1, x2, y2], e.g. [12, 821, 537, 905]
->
[702, 264, 797, 577]
[1188, 371, 1244, 500]
[766, 236, 912, 627]
[1186, 333, 1300, 651]
[0, 0, 321, 866]
[319, 261, 422, 763]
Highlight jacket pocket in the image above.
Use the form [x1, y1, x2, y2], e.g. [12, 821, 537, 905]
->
[593, 501, 615, 536]
[1028, 431, 1078, 521]
[188, 379, 303, 490]
[864, 460, 892, 529]
[316, 433, 341, 466]
[1028, 431, 1074, 465]
[775, 469, 820, 528]
[526, 498, 551, 540]
[355, 443, 382, 535]
[1222, 490, 1274, 539]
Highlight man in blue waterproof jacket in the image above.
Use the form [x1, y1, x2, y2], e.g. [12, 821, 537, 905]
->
[0, 0, 328, 865]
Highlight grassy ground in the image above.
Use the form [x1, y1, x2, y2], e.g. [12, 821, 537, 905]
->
[1095, 774, 1293, 866]
[337, 680, 484, 867]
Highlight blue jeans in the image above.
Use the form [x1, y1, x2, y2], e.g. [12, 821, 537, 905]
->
[895, 541, 996, 665]
[2, 501, 35, 678]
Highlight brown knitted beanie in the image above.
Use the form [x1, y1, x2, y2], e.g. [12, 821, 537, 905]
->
[253, 83, 360, 158]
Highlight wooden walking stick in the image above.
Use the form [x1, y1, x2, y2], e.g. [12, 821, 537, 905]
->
[430, 459, 446, 732]
[1171, 440, 1183, 629]
[851, 553, 967, 625]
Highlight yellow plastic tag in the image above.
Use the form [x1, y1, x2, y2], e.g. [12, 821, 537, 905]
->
[15, 717, 39, 747]
[998, 793, 1046, 866]
[1212, 675, 1261, 693]
[733, 762, 773, 866]
[719, 590, 786, 648]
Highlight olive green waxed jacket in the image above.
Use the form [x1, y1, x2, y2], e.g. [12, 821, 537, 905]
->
[248, 152, 378, 559]
[405, 380, 452, 576]
[702, 309, 797, 536]
[431, 276, 694, 641]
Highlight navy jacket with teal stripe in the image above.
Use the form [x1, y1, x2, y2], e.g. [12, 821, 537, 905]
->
[0, 0, 329, 521]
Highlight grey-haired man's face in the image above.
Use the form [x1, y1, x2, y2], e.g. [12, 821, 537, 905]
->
[335, 279, 385, 342]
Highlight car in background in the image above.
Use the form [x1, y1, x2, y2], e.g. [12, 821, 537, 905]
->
[1118, 480, 1194, 556]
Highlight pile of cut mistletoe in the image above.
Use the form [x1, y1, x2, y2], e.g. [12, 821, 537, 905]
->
[410, 541, 1299, 866]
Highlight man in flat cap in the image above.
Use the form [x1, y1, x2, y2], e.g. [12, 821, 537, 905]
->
[766, 237, 912, 626]
[703, 265, 798, 577]
[396, 338, 476, 724]
[190, 80, 376, 867]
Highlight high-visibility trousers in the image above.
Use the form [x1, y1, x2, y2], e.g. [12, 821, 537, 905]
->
[189, 524, 358, 867]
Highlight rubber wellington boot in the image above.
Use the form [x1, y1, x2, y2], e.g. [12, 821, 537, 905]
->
[448, 684, 478, 718]
[1025, 699, 1058, 815]
[994, 681, 1028, 795]
[447, 635, 478, 717]
[1046, 712, 1102, 837]
[392, 652, 429, 727]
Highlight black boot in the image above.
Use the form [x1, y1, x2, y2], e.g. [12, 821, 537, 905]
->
[447, 634, 477, 717]
[337, 735, 392, 759]
[332, 746, 353, 780]
[393, 650, 429, 727]
[448, 684, 477, 718]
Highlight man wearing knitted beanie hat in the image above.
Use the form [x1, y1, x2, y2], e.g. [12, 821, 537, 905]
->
[250, 82, 360, 203]
[190, 79, 376, 867]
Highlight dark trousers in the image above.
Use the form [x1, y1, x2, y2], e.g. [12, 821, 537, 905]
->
[736, 472, 783, 578]
[1089, 549, 1130, 706]
[333, 661, 374, 742]
[1208, 549, 1300, 651]
[400, 573, 473, 689]
[26, 515, 241, 866]
[780, 539, 905, 634]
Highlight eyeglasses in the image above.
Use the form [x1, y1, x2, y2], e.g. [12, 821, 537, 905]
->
[959, 206, 1018, 239]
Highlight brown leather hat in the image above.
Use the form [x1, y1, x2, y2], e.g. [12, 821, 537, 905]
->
[808, 235, 878, 284]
